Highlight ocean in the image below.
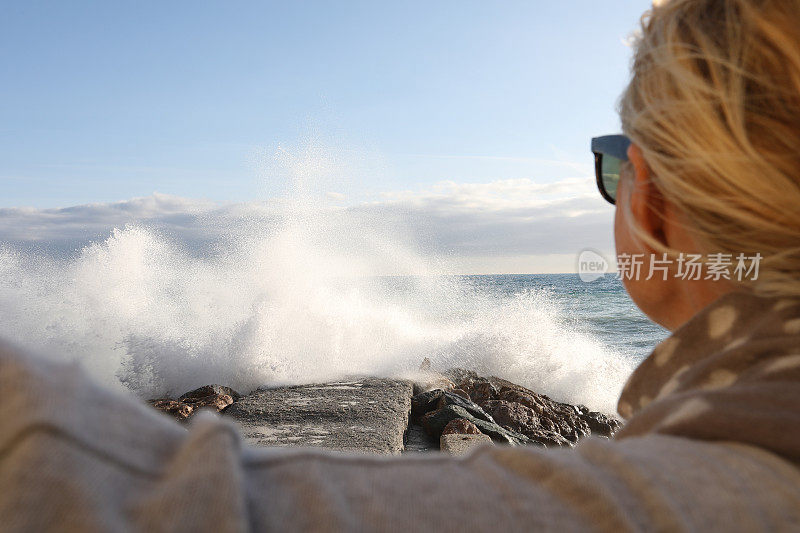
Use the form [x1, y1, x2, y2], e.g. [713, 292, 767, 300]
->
[0, 221, 666, 416]
[462, 273, 666, 363]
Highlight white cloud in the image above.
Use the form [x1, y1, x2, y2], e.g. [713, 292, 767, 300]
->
[0, 178, 615, 272]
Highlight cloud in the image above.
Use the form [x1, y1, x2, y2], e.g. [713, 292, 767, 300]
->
[0, 179, 615, 271]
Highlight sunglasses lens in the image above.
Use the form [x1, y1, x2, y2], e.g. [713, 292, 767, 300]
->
[601, 155, 621, 203]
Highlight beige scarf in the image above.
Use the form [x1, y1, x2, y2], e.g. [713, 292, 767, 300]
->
[615, 291, 800, 464]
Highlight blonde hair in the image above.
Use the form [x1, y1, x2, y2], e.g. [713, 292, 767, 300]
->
[619, 0, 800, 296]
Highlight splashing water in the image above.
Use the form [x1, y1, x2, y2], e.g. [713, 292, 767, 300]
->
[0, 147, 635, 414]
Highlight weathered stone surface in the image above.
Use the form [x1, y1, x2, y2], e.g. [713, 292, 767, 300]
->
[467, 380, 499, 408]
[194, 393, 234, 412]
[150, 399, 194, 421]
[484, 399, 539, 431]
[180, 384, 242, 402]
[411, 368, 622, 449]
[411, 388, 445, 422]
[581, 411, 622, 438]
[440, 433, 493, 455]
[451, 388, 470, 400]
[490, 375, 622, 439]
[224, 378, 414, 455]
[435, 390, 496, 425]
[442, 418, 481, 436]
[483, 400, 571, 447]
[149, 383, 241, 422]
[496, 388, 590, 443]
[421, 404, 529, 446]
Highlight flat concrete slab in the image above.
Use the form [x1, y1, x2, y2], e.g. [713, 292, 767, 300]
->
[224, 378, 414, 455]
[440, 433, 493, 455]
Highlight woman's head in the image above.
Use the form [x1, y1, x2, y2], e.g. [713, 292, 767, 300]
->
[614, 0, 800, 327]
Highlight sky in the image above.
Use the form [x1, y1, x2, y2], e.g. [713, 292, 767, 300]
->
[0, 1, 652, 272]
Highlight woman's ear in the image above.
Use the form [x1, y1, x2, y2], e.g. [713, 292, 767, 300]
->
[627, 143, 667, 248]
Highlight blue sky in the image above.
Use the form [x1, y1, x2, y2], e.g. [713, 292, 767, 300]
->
[1, 0, 649, 208]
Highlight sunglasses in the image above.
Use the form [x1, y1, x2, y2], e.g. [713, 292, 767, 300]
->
[591, 134, 631, 205]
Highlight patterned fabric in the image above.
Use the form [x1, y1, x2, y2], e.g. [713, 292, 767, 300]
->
[1, 292, 800, 530]
[617, 291, 800, 463]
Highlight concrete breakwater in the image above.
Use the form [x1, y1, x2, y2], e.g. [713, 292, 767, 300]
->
[149, 367, 622, 455]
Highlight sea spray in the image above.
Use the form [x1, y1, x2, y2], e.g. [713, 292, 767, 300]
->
[0, 146, 636, 414]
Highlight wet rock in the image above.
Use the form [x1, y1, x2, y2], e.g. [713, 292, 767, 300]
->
[442, 418, 481, 436]
[483, 399, 539, 433]
[466, 379, 499, 408]
[483, 400, 572, 448]
[176, 384, 238, 415]
[180, 384, 242, 402]
[149, 384, 239, 422]
[194, 393, 234, 412]
[435, 390, 496, 425]
[580, 411, 622, 438]
[497, 388, 545, 413]
[445, 370, 623, 444]
[497, 388, 590, 442]
[440, 433, 493, 455]
[421, 404, 529, 446]
[150, 399, 194, 421]
[450, 388, 470, 400]
[411, 389, 445, 422]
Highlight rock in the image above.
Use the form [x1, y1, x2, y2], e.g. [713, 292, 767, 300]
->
[419, 357, 432, 371]
[442, 418, 481, 436]
[580, 411, 622, 438]
[411, 387, 495, 425]
[225, 378, 414, 454]
[454, 371, 623, 443]
[435, 390, 496, 425]
[466, 379, 499, 408]
[421, 404, 529, 446]
[483, 400, 571, 448]
[150, 399, 194, 421]
[180, 384, 242, 402]
[483, 399, 539, 433]
[196, 393, 234, 412]
[175, 384, 238, 414]
[148, 383, 238, 422]
[497, 388, 546, 413]
[497, 388, 590, 443]
[440, 433, 493, 455]
[451, 388, 470, 400]
[411, 389, 445, 422]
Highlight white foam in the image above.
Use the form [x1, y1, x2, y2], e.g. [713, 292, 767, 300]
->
[0, 146, 634, 414]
